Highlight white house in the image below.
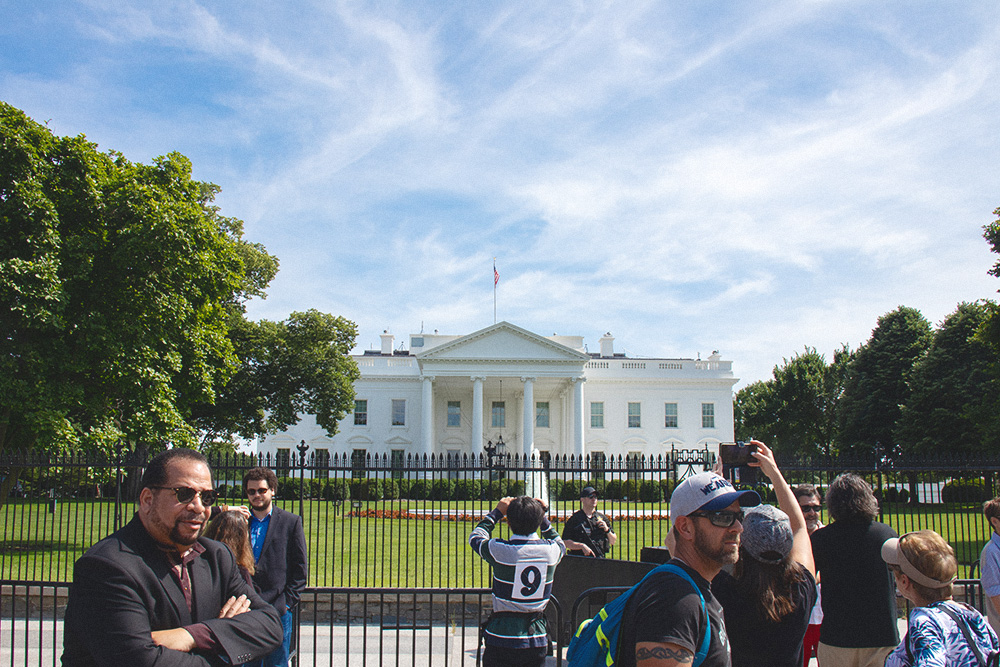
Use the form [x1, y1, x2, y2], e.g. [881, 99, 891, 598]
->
[257, 322, 738, 472]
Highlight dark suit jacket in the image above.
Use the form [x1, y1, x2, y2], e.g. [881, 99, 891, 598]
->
[62, 515, 283, 667]
[252, 506, 308, 616]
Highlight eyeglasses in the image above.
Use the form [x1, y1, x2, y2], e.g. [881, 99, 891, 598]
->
[688, 510, 744, 528]
[246, 488, 271, 496]
[150, 486, 216, 506]
[800, 505, 822, 513]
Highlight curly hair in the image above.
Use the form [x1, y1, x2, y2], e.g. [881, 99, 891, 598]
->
[826, 473, 878, 522]
[243, 467, 279, 495]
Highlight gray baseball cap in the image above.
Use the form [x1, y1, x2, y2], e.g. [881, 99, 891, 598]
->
[668, 472, 761, 524]
[741, 504, 793, 564]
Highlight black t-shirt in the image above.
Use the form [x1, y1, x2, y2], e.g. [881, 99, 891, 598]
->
[811, 519, 899, 648]
[617, 559, 731, 667]
[713, 566, 817, 667]
[562, 509, 613, 558]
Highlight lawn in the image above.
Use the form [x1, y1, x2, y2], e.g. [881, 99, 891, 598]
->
[0, 498, 991, 585]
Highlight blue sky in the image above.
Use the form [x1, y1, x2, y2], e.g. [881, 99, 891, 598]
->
[3, 1, 999, 387]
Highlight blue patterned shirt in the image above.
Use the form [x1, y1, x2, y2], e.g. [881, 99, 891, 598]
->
[885, 600, 998, 667]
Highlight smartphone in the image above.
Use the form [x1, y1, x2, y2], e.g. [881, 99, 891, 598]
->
[719, 441, 758, 485]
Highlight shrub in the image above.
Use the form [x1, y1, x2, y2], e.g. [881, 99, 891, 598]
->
[322, 479, 349, 501]
[407, 479, 430, 500]
[453, 479, 482, 500]
[352, 479, 383, 501]
[276, 477, 300, 500]
[658, 478, 675, 500]
[604, 480, 623, 500]
[382, 479, 401, 500]
[638, 481, 662, 503]
[942, 478, 990, 504]
[430, 479, 455, 500]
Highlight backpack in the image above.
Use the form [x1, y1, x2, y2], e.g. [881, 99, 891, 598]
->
[904, 602, 999, 667]
[565, 562, 711, 667]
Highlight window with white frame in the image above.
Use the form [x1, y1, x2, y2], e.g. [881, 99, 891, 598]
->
[314, 448, 330, 479]
[390, 449, 405, 480]
[354, 399, 368, 426]
[536, 402, 550, 428]
[590, 451, 606, 481]
[492, 401, 505, 428]
[628, 402, 641, 428]
[664, 402, 678, 428]
[391, 399, 406, 426]
[591, 402, 604, 428]
[702, 403, 715, 428]
[447, 401, 461, 427]
[276, 449, 291, 476]
[627, 451, 642, 480]
[351, 448, 367, 479]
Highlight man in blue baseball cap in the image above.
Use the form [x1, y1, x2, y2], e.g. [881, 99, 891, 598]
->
[616, 468, 761, 667]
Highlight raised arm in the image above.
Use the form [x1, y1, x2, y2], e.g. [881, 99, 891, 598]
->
[750, 441, 814, 576]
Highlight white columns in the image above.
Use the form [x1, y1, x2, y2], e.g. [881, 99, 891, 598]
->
[472, 376, 484, 456]
[573, 376, 586, 457]
[421, 375, 435, 456]
[521, 376, 535, 457]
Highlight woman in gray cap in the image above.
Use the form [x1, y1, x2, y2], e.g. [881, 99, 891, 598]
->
[713, 441, 817, 667]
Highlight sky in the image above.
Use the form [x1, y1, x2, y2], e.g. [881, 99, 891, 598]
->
[3, 1, 999, 388]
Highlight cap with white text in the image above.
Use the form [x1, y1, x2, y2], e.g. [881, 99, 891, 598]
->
[669, 471, 761, 524]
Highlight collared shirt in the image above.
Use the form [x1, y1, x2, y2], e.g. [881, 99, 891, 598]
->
[160, 542, 215, 651]
[980, 531, 1000, 633]
[249, 508, 273, 563]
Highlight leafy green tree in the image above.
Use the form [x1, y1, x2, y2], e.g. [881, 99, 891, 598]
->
[735, 346, 853, 457]
[838, 306, 932, 454]
[0, 102, 359, 504]
[976, 206, 1000, 446]
[896, 302, 999, 454]
[190, 309, 360, 443]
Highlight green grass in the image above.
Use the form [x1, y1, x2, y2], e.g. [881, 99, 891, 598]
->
[1, 498, 991, 585]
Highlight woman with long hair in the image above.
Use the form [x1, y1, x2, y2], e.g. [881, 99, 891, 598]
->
[883, 530, 998, 666]
[204, 510, 255, 585]
[713, 441, 816, 667]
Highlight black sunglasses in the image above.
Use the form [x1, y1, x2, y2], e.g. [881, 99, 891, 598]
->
[150, 486, 216, 506]
[246, 488, 271, 496]
[688, 509, 744, 528]
[800, 504, 822, 513]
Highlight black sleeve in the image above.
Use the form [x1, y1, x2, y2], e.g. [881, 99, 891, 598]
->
[631, 576, 705, 654]
[284, 514, 308, 605]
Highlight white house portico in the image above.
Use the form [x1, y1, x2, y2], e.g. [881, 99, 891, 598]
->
[257, 321, 738, 469]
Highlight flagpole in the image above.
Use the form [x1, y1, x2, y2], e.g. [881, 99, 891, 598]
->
[493, 258, 497, 324]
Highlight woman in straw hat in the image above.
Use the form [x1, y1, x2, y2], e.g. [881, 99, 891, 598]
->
[882, 529, 998, 666]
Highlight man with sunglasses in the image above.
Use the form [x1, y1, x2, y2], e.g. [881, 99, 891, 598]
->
[243, 467, 308, 667]
[616, 470, 761, 667]
[793, 484, 825, 667]
[562, 486, 617, 558]
[62, 448, 283, 667]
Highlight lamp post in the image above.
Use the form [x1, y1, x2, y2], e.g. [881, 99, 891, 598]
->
[484, 434, 506, 482]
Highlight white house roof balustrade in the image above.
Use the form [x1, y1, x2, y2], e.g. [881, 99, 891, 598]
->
[257, 321, 738, 464]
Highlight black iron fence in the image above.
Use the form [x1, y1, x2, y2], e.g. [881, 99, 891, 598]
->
[3, 447, 1000, 666]
[3, 448, 1000, 585]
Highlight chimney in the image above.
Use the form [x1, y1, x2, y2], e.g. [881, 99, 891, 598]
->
[599, 332, 615, 358]
[380, 330, 394, 355]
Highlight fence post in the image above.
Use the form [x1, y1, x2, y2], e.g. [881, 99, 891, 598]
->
[114, 440, 127, 532]
[297, 440, 309, 518]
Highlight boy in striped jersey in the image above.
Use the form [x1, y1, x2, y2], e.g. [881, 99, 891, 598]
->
[469, 495, 566, 667]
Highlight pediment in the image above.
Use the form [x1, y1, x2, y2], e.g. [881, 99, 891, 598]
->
[416, 322, 589, 363]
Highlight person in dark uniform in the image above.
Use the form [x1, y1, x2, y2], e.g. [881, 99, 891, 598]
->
[562, 486, 617, 558]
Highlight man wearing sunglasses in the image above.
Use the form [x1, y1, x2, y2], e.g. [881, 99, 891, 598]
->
[62, 448, 283, 667]
[243, 467, 308, 667]
[793, 484, 825, 667]
[616, 470, 761, 667]
[562, 486, 617, 558]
